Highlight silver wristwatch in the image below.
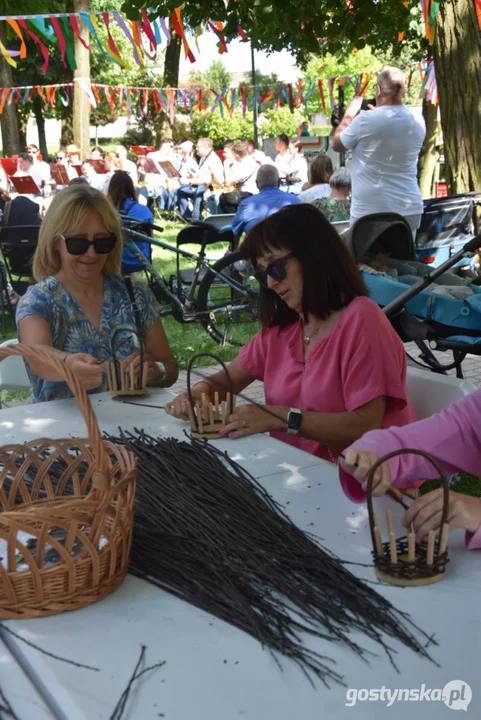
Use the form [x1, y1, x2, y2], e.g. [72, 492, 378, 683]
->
[286, 408, 303, 435]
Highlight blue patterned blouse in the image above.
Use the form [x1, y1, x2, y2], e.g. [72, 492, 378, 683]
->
[16, 274, 160, 402]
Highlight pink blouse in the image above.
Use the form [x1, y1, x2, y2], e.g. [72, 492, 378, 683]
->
[239, 296, 416, 462]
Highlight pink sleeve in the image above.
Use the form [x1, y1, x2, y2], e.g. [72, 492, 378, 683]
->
[339, 389, 481, 502]
[340, 300, 409, 413]
[465, 528, 481, 551]
[238, 329, 268, 381]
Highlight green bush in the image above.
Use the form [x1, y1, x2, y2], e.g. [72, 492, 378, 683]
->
[190, 109, 256, 147]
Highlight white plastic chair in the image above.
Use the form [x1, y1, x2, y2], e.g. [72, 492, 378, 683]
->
[0, 338, 31, 408]
[406, 365, 476, 420]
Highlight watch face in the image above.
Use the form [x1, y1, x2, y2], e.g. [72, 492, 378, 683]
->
[287, 409, 302, 433]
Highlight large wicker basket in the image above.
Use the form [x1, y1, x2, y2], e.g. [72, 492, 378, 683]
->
[0, 344, 137, 619]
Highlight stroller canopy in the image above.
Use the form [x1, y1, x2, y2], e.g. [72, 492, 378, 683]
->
[347, 213, 415, 263]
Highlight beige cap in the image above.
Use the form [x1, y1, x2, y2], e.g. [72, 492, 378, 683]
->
[66, 144, 80, 154]
[179, 141, 194, 152]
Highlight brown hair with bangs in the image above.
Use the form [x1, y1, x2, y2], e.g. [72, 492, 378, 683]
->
[240, 204, 367, 328]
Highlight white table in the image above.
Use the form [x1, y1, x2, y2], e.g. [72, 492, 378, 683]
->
[0, 638, 54, 719]
[0, 390, 480, 719]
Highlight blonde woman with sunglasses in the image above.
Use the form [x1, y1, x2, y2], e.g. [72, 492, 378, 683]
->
[16, 184, 178, 402]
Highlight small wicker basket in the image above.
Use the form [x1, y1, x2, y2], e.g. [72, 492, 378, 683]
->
[366, 449, 449, 587]
[186, 353, 236, 439]
[0, 344, 137, 619]
[106, 327, 148, 397]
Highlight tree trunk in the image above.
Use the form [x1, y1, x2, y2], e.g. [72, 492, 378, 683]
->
[0, 21, 21, 155]
[157, 29, 182, 143]
[17, 111, 27, 150]
[433, 0, 481, 194]
[73, 0, 91, 159]
[418, 101, 440, 199]
[32, 95, 48, 161]
[61, 102, 74, 148]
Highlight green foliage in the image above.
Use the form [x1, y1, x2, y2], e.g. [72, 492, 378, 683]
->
[190, 109, 255, 147]
[260, 106, 306, 138]
[122, 1, 424, 67]
[187, 60, 232, 91]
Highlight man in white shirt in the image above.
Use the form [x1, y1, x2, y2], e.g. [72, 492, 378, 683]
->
[177, 138, 223, 220]
[219, 141, 259, 213]
[115, 145, 139, 186]
[26, 144, 51, 184]
[332, 67, 426, 234]
[14, 153, 44, 198]
[246, 139, 267, 165]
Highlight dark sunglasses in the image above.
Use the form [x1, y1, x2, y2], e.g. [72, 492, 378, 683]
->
[254, 253, 294, 286]
[61, 233, 117, 256]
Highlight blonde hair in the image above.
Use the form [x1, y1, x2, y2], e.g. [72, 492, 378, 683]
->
[33, 184, 123, 280]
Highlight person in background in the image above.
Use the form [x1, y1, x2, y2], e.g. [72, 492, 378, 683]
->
[66, 145, 82, 166]
[231, 165, 300, 243]
[166, 203, 415, 462]
[90, 147, 105, 160]
[16, 184, 177, 402]
[102, 153, 123, 193]
[55, 150, 78, 184]
[107, 170, 154, 273]
[274, 133, 293, 189]
[26, 144, 51, 184]
[312, 168, 351, 223]
[0, 188, 41, 227]
[298, 154, 333, 203]
[81, 161, 105, 192]
[15, 153, 44, 189]
[339, 391, 481, 550]
[297, 121, 310, 137]
[286, 141, 308, 195]
[332, 67, 426, 234]
[155, 139, 188, 212]
[177, 137, 223, 221]
[219, 141, 259, 214]
[245, 138, 267, 165]
[115, 145, 139, 186]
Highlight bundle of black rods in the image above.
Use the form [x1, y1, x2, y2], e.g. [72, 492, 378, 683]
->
[3, 431, 437, 687]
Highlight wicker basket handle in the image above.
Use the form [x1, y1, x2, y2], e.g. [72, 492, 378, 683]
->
[0, 343, 110, 491]
[186, 353, 234, 416]
[365, 448, 449, 561]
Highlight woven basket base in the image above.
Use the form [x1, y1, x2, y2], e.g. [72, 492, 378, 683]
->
[375, 562, 446, 587]
[0, 571, 127, 620]
[190, 430, 225, 439]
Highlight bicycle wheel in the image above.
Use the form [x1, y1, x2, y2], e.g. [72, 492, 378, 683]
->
[197, 250, 259, 346]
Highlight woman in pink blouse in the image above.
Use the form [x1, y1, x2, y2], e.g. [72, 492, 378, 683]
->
[166, 204, 416, 461]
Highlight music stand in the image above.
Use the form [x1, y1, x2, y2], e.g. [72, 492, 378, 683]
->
[132, 145, 156, 156]
[50, 164, 70, 186]
[9, 175, 42, 195]
[86, 159, 108, 174]
[0, 158, 18, 176]
[159, 161, 180, 179]
[142, 158, 161, 174]
[70, 164, 83, 177]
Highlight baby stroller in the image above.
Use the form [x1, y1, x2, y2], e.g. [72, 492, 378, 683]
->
[348, 213, 481, 378]
[415, 191, 481, 273]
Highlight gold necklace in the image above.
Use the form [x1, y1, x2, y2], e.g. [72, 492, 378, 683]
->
[303, 325, 322, 345]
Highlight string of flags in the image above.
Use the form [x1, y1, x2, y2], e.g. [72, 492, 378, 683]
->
[0, 61, 438, 123]
[0, 6, 237, 72]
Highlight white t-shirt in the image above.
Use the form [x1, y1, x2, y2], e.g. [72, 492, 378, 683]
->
[340, 105, 426, 219]
[289, 155, 308, 185]
[122, 158, 139, 186]
[298, 184, 331, 203]
[275, 151, 294, 177]
[229, 156, 259, 194]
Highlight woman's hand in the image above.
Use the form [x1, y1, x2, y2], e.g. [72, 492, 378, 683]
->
[122, 351, 162, 385]
[164, 381, 211, 421]
[219, 404, 282, 439]
[403, 489, 481, 541]
[340, 449, 393, 497]
[64, 353, 105, 390]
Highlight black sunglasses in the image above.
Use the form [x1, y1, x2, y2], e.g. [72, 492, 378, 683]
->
[61, 233, 117, 256]
[255, 253, 294, 286]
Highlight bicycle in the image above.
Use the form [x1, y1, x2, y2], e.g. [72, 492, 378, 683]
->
[122, 219, 259, 347]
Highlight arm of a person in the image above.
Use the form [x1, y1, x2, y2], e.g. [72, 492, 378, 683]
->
[17, 316, 103, 388]
[143, 319, 178, 388]
[222, 395, 386, 442]
[342, 390, 481, 486]
[332, 97, 363, 152]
